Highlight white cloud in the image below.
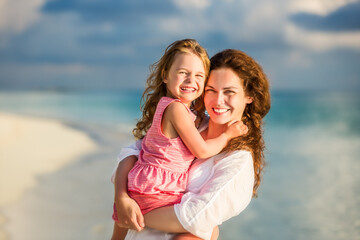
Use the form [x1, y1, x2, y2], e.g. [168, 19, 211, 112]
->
[156, 14, 211, 39]
[285, 23, 360, 52]
[154, 0, 360, 52]
[173, 0, 211, 10]
[286, 50, 312, 68]
[288, 0, 358, 15]
[241, 2, 284, 40]
[0, 0, 46, 32]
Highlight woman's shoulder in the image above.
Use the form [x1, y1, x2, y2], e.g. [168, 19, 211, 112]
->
[217, 150, 252, 162]
[227, 149, 252, 160]
[213, 150, 253, 171]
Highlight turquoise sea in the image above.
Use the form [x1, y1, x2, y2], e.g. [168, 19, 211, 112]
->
[1, 90, 359, 239]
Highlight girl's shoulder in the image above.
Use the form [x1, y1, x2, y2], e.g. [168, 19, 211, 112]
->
[158, 97, 186, 111]
[160, 98, 196, 121]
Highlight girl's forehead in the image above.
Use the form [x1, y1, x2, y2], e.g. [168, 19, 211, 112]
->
[171, 52, 205, 70]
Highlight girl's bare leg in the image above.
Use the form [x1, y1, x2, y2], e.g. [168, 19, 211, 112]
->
[111, 223, 128, 240]
[173, 226, 219, 240]
[173, 233, 202, 240]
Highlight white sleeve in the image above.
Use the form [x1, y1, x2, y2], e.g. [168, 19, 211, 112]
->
[174, 151, 254, 240]
[110, 140, 142, 183]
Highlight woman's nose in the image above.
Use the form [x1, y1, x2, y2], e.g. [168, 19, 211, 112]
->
[216, 92, 225, 105]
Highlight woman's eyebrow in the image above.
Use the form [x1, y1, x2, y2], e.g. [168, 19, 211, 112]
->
[223, 86, 238, 90]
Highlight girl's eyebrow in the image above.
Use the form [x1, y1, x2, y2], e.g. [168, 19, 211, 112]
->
[176, 67, 188, 71]
[176, 67, 205, 74]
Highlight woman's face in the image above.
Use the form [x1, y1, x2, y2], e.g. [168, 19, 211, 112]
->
[204, 67, 253, 125]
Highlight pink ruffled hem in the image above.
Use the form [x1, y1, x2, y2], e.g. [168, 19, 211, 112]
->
[128, 162, 189, 195]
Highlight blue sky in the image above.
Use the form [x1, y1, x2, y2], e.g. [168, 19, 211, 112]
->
[0, 0, 359, 91]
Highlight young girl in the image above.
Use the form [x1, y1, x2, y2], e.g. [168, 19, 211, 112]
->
[112, 39, 247, 239]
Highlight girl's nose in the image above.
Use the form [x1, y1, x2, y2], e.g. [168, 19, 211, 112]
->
[185, 73, 195, 83]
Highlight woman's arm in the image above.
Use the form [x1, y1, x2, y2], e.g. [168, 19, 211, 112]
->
[173, 151, 254, 239]
[143, 151, 253, 239]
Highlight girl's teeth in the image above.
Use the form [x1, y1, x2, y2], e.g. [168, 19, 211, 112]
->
[181, 87, 195, 92]
[214, 108, 228, 113]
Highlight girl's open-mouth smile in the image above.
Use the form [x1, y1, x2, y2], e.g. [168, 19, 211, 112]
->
[180, 87, 197, 92]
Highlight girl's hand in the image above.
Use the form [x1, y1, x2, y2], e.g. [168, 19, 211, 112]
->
[115, 196, 145, 231]
[225, 121, 248, 139]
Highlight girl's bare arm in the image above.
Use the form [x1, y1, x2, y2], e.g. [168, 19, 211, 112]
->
[113, 155, 144, 231]
[164, 102, 247, 159]
[144, 206, 186, 232]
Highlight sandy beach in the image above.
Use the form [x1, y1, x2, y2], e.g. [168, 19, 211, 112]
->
[0, 112, 132, 240]
[0, 113, 98, 207]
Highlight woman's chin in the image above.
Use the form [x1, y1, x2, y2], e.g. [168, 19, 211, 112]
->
[209, 116, 231, 125]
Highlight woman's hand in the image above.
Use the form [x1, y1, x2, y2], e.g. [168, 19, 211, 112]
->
[115, 195, 145, 231]
[225, 120, 248, 139]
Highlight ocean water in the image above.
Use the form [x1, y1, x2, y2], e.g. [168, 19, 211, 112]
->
[0, 90, 143, 131]
[1, 90, 359, 239]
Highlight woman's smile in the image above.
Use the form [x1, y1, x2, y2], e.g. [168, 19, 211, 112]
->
[212, 107, 230, 114]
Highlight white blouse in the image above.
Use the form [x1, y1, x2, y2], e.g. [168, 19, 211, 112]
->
[112, 142, 254, 240]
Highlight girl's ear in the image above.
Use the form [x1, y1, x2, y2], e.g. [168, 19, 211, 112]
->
[163, 78, 168, 84]
[246, 96, 253, 104]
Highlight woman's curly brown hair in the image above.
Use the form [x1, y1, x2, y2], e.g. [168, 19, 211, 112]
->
[210, 49, 271, 197]
[133, 39, 210, 139]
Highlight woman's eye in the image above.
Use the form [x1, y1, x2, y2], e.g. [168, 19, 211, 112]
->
[179, 71, 187, 75]
[225, 90, 235, 95]
[205, 89, 215, 92]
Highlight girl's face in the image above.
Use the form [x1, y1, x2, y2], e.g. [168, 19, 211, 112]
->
[204, 67, 253, 125]
[164, 52, 206, 106]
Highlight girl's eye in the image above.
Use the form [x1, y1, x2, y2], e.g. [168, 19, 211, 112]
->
[196, 74, 204, 78]
[179, 71, 187, 75]
[205, 88, 215, 93]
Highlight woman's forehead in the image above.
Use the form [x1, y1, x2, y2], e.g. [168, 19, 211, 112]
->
[207, 68, 242, 88]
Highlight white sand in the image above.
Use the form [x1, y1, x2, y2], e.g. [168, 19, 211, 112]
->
[0, 113, 97, 207]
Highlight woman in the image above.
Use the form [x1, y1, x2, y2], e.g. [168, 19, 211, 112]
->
[112, 49, 271, 239]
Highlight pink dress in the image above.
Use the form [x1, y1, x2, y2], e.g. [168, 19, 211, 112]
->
[113, 97, 196, 219]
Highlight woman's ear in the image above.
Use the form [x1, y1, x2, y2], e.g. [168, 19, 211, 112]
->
[163, 78, 168, 84]
[246, 96, 253, 104]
